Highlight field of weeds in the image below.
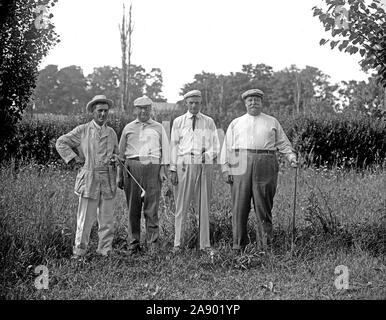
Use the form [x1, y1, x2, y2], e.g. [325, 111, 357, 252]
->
[0, 162, 385, 300]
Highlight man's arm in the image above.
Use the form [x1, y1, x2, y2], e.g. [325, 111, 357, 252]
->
[169, 119, 180, 185]
[220, 123, 234, 184]
[274, 120, 297, 166]
[55, 125, 83, 164]
[203, 118, 220, 164]
[169, 118, 180, 172]
[159, 125, 170, 182]
[117, 127, 128, 189]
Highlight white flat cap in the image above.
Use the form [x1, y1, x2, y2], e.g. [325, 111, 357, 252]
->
[133, 96, 153, 107]
[241, 89, 264, 100]
[183, 90, 202, 99]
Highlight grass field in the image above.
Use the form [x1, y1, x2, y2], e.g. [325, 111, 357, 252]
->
[0, 162, 385, 300]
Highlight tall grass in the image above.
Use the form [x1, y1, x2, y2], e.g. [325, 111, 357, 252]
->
[1, 162, 385, 299]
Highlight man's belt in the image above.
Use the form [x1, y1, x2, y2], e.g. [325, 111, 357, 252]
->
[234, 149, 276, 154]
[93, 166, 110, 171]
[127, 156, 161, 163]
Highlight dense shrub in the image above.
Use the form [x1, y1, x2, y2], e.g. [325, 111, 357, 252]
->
[285, 113, 386, 168]
[1, 112, 385, 168]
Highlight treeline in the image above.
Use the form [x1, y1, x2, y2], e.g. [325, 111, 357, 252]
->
[3, 112, 386, 169]
[32, 64, 165, 115]
[181, 64, 386, 119]
[32, 63, 386, 119]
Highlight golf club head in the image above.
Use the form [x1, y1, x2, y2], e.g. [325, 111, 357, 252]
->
[141, 190, 146, 198]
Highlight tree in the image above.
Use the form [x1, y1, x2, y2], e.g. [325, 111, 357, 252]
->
[119, 2, 134, 116]
[0, 0, 59, 146]
[313, 0, 386, 110]
[34, 64, 59, 113]
[145, 68, 166, 102]
[337, 74, 385, 114]
[87, 66, 121, 108]
[33, 65, 88, 114]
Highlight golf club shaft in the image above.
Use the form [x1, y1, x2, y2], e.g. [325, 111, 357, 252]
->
[197, 164, 202, 251]
[116, 157, 146, 195]
[292, 153, 299, 246]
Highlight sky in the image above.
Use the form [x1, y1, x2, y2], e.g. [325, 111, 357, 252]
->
[40, 0, 378, 103]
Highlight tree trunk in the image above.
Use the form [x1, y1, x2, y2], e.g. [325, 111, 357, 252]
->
[119, 2, 133, 117]
[126, 3, 133, 119]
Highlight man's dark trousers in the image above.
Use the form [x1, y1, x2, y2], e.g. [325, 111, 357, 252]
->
[231, 152, 278, 251]
[123, 158, 161, 251]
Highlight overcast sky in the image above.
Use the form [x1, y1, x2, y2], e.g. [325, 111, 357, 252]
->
[40, 0, 377, 102]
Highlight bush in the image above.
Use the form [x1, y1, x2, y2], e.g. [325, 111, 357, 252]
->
[1, 112, 385, 169]
[285, 113, 386, 169]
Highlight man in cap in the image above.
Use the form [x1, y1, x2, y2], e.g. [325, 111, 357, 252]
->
[170, 90, 220, 253]
[220, 89, 298, 253]
[56, 95, 119, 259]
[117, 96, 170, 255]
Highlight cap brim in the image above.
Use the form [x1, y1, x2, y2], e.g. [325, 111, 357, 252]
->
[86, 99, 113, 112]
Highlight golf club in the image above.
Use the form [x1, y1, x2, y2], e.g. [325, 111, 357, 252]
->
[115, 156, 146, 198]
[197, 164, 202, 251]
[291, 151, 299, 252]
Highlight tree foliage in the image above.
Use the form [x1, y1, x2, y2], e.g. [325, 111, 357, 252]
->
[312, 0, 386, 89]
[181, 63, 338, 126]
[33, 64, 166, 114]
[0, 0, 59, 145]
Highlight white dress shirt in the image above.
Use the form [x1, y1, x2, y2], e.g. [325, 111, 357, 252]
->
[170, 111, 220, 171]
[220, 112, 296, 172]
[119, 118, 170, 165]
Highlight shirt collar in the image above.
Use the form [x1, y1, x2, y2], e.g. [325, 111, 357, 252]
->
[92, 120, 106, 130]
[186, 111, 201, 119]
[135, 118, 154, 124]
[245, 112, 263, 118]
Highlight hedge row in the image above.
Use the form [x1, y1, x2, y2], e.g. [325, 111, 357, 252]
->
[1, 112, 385, 169]
[286, 114, 386, 168]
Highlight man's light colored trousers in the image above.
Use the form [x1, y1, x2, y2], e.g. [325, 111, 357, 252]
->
[73, 194, 115, 256]
[173, 164, 212, 249]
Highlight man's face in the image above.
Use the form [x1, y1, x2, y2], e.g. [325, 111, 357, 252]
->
[186, 96, 202, 115]
[245, 96, 263, 116]
[92, 104, 109, 126]
[136, 105, 151, 122]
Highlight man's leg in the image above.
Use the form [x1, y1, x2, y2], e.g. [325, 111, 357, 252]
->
[124, 159, 143, 252]
[142, 164, 161, 250]
[173, 164, 195, 249]
[251, 154, 278, 251]
[194, 164, 211, 249]
[231, 155, 253, 251]
[74, 196, 98, 256]
[96, 195, 115, 256]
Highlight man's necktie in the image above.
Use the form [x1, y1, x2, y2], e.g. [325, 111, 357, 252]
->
[192, 115, 197, 131]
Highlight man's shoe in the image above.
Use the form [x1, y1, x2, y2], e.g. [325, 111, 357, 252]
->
[129, 246, 141, 256]
[71, 254, 85, 261]
[172, 246, 183, 254]
[201, 247, 217, 255]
